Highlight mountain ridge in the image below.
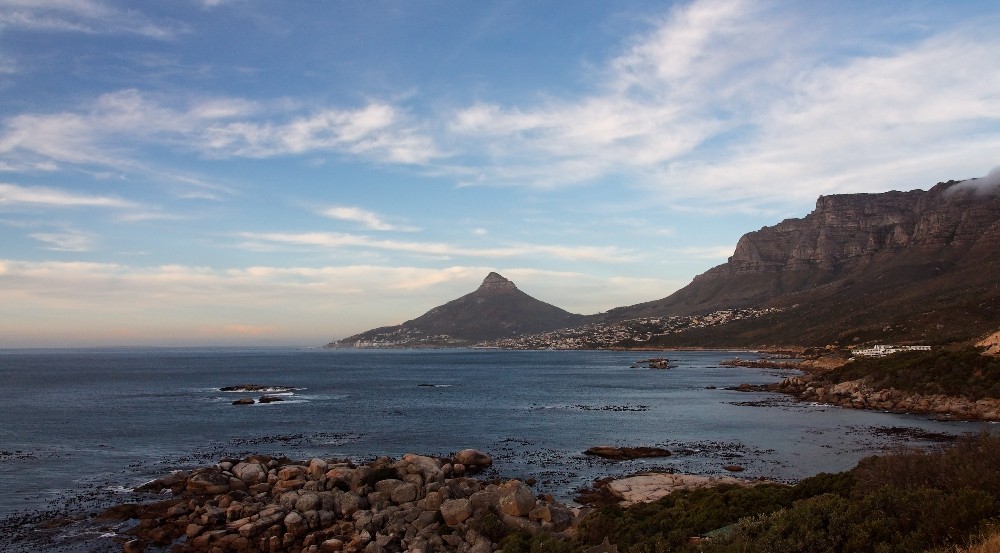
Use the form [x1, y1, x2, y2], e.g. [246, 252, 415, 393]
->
[599, 179, 1000, 346]
[329, 176, 1000, 349]
[328, 272, 585, 348]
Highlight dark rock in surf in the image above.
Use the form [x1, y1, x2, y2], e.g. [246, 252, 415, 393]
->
[258, 396, 285, 404]
[583, 446, 672, 460]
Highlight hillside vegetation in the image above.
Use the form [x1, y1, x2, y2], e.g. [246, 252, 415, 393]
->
[827, 347, 1000, 400]
[558, 433, 1000, 553]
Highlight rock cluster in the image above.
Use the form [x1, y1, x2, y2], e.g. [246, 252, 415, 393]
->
[582, 446, 671, 460]
[598, 473, 764, 506]
[772, 376, 1000, 421]
[114, 449, 578, 553]
[630, 358, 672, 369]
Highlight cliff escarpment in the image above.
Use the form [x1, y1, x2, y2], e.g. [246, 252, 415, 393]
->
[605, 179, 1000, 346]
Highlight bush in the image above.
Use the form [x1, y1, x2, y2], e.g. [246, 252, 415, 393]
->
[575, 434, 1000, 553]
[828, 347, 1000, 399]
[472, 507, 509, 543]
[500, 530, 576, 553]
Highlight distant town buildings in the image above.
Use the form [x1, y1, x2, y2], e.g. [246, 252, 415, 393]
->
[851, 344, 932, 358]
[342, 307, 784, 350]
[478, 308, 783, 350]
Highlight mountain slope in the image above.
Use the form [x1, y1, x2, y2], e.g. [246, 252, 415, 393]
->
[601, 179, 1000, 347]
[329, 272, 585, 347]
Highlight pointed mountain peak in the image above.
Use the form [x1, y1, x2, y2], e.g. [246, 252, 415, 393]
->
[477, 272, 517, 292]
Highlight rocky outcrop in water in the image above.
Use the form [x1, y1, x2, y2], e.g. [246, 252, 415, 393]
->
[583, 446, 671, 460]
[114, 449, 578, 553]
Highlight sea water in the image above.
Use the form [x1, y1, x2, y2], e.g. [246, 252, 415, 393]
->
[0, 348, 985, 549]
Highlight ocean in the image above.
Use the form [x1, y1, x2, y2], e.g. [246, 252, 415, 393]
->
[0, 348, 986, 551]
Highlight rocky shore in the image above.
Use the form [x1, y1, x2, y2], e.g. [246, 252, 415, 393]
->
[104, 449, 580, 553]
[599, 473, 768, 506]
[769, 376, 1000, 421]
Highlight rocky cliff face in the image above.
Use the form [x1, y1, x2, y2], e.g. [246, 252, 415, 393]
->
[723, 182, 1000, 276]
[604, 178, 1000, 345]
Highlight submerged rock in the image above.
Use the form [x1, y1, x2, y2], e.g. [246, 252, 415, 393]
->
[257, 395, 285, 403]
[583, 446, 672, 460]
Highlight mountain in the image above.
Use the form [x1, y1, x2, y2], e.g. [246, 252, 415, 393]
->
[600, 179, 1000, 347]
[329, 272, 586, 348]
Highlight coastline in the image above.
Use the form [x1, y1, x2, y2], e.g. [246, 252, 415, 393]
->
[3, 347, 987, 552]
[768, 375, 1000, 422]
[731, 352, 1000, 422]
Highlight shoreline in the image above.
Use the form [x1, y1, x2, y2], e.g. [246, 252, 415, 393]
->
[766, 375, 1000, 422]
[731, 353, 1000, 422]
[32, 450, 784, 553]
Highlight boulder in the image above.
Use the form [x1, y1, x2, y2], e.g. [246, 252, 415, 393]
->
[440, 498, 472, 526]
[452, 449, 492, 470]
[337, 491, 364, 517]
[134, 471, 189, 494]
[397, 454, 445, 484]
[232, 397, 254, 405]
[233, 462, 267, 485]
[418, 491, 444, 512]
[186, 468, 231, 495]
[320, 539, 345, 552]
[498, 480, 535, 517]
[278, 465, 305, 481]
[307, 458, 329, 479]
[390, 482, 419, 504]
[295, 492, 322, 512]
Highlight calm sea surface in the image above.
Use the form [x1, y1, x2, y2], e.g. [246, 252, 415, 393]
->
[0, 348, 988, 550]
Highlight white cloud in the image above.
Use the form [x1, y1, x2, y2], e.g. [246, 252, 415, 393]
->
[949, 166, 1000, 196]
[236, 231, 635, 263]
[0, 182, 138, 208]
[0, 90, 441, 175]
[0, 0, 180, 38]
[202, 104, 440, 164]
[320, 205, 417, 232]
[0, 259, 679, 345]
[443, 0, 1000, 207]
[29, 231, 92, 252]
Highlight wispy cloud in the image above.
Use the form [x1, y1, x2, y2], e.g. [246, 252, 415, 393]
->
[202, 104, 440, 164]
[0, 90, 441, 174]
[0, 260, 676, 345]
[443, 0, 1000, 207]
[0, 182, 137, 208]
[29, 231, 92, 252]
[320, 205, 418, 232]
[0, 0, 181, 38]
[237, 231, 635, 262]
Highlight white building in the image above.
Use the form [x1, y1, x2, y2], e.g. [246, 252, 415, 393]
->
[851, 344, 931, 358]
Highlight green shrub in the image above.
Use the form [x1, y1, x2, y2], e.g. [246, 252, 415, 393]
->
[828, 347, 1000, 399]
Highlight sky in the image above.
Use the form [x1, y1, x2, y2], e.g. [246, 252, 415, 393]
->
[1, 0, 999, 347]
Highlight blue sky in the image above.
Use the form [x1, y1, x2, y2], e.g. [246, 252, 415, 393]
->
[1, 0, 998, 347]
